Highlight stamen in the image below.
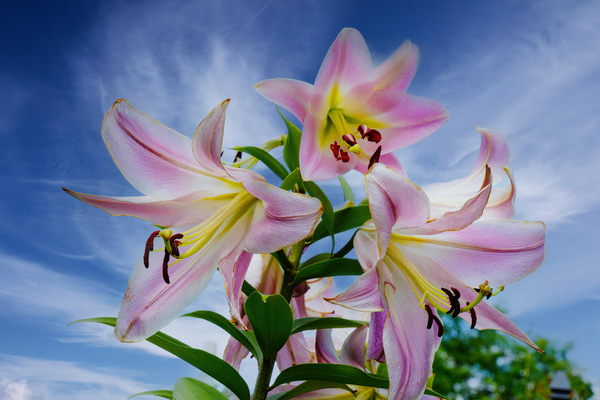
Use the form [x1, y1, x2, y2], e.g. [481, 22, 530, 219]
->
[144, 230, 161, 268]
[233, 151, 242, 163]
[466, 301, 477, 329]
[162, 250, 171, 284]
[442, 287, 461, 318]
[368, 146, 382, 169]
[425, 305, 444, 337]
[330, 141, 350, 163]
[169, 233, 184, 257]
[342, 134, 357, 146]
[357, 125, 382, 143]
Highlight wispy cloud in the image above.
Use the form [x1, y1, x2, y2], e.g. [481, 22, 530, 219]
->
[0, 355, 149, 400]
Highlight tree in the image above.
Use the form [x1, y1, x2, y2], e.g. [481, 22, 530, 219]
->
[432, 315, 594, 400]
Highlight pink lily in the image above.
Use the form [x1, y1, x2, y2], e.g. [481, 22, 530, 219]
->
[64, 99, 322, 342]
[255, 28, 449, 181]
[423, 126, 516, 220]
[328, 163, 545, 400]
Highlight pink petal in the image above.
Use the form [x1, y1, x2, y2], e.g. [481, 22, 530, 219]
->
[351, 91, 448, 153]
[219, 249, 253, 326]
[397, 219, 545, 288]
[424, 127, 510, 200]
[311, 28, 374, 118]
[366, 311, 387, 362]
[101, 99, 236, 201]
[191, 100, 233, 179]
[354, 230, 380, 272]
[374, 40, 419, 92]
[326, 266, 384, 312]
[277, 332, 314, 371]
[340, 324, 369, 370]
[115, 212, 253, 342]
[457, 290, 541, 351]
[403, 166, 492, 235]
[480, 167, 516, 220]
[299, 114, 357, 181]
[365, 164, 430, 254]
[315, 329, 340, 364]
[254, 78, 313, 122]
[354, 151, 408, 178]
[224, 166, 266, 184]
[382, 262, 440, 400]
[62, 188, 236, 228]
[223, 314, 251, 371]
[242, 181, 323, 254]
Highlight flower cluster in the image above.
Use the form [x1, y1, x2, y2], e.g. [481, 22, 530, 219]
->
[66, 28, 545, 400]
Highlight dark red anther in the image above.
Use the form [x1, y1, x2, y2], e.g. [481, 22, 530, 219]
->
[162, 250, 171, 284]
[442, 287, 461, 318]
[342, 133, 357, 146]
[357, 125, 381, 143]
[466, 301, 477, 329]
[486, 291, 492, 300]
[425, 305, 444, 337]
[368, 146, 382, 169]
[169, 233, 184, 257]
[234, 151, 242, 163]
[144, 230, 161, 268]
[451, 287, 461, 300]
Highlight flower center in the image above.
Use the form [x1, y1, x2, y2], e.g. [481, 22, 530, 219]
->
[327, 109, 381, 164]
[384, 240, 504, 336]
[144, 190, 258, 284]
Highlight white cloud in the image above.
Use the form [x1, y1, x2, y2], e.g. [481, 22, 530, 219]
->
[0, 355, 148, 400]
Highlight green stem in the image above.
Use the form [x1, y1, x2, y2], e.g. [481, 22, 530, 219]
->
[252, 239, 307, 400]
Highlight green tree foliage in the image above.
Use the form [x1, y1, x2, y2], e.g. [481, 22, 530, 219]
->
[432, 315, 594, 400]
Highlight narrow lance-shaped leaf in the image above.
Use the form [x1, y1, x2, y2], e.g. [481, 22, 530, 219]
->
[293, 258, 363, 286]
[311, 205, 371, 244]
[70, 318, 251, 400]
[181, 310, 262, 363]
[278, 109, 302, 172]
[303, 180, 335, 252]
[271, 364, 389, 389]
[338, 176, 355, 204]
[234, 146, 289, 180]
[266, 381, 354, 400]
[129, 390, 173, 399]
[173, 377, 230, 400]
[244, 292, 294, 359]
[280, 168, 302, 191]
[292, 317, 366, 335]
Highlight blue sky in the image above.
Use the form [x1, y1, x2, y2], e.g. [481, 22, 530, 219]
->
[1, 0, 600, 399]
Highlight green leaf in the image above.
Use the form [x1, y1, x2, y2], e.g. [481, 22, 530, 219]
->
[267, 381, 353, 400]
[376, 362, 388, 378]
[293, 258, 363, 286]
[181, 310, 262, 362]
[424, 388, 451, 400]
[311, 205, 371, 244]
[338, 176, 355, 204]
[278, 109, 302, 172]
[173, 377, 230, 400]
[292, 317, 366, 335]
[234, 146, 288, 180]
[279, 168, 302, 191]
[271, 364, 389, 389]
[244, 293, 293, 359]
[303, 181, 335, 252]
[299, 252, 331, 269]
[242, 280, 258, 297]
[129, 390, 173, 399]
[71, 317, 250, 400]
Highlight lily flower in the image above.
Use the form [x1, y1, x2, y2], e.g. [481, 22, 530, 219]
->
[255, 27, 448, 181]
[328, 163, 545, 400]
[64, 99, 322, 342]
